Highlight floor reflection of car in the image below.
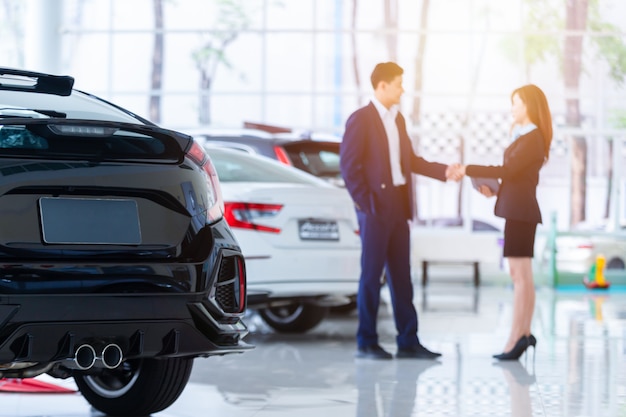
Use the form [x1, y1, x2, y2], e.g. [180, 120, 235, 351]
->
[189, 332, 356, 408]
[207, 146, 360, 333]
[189, 127, 344, 186]
[189, 330, 439, 413]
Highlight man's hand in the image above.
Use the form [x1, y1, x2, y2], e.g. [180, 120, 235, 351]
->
[445, 163, 464, 182]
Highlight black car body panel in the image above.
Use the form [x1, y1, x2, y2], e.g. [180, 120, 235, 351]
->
[0, 67, 251, 394]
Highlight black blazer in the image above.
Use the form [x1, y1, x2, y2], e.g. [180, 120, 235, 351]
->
[340, 102, 447, 219]
[466, 128, 545, 224]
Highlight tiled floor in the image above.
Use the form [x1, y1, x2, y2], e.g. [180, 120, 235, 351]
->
[1, 285, 625, 416]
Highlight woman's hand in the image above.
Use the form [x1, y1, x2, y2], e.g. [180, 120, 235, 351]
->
[478, 185, 496, 197]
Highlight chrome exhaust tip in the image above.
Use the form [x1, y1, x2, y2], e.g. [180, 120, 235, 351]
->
[99, 343, 123, 369]
[73, 344, 97, 370]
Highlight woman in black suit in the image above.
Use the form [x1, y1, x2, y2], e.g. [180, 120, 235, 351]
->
[460, 84, 553, 360]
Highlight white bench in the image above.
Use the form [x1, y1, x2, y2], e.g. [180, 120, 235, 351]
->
[421, 260, 480, 287]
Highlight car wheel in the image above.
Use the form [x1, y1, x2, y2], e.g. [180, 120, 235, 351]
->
[259, 303, 329, 333]
[606, 258, 625, 269]
[74, 357, 193, 416]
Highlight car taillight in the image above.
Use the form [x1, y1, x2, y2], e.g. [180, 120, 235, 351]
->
[273, 145, 292, 165]
[186, 141, 224, 222]
[223, 202, 283, 233]
[577, 243, 594, 249]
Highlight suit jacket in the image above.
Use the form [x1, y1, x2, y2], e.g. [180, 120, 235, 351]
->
[466, 128, 545, 224]
[340, 102, 447, 219]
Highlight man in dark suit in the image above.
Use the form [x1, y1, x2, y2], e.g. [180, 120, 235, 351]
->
[340, 62, 461, 360]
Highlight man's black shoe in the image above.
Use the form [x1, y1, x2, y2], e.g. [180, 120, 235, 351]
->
[396, 344, 442, 359]
[355, 344, 393, 360]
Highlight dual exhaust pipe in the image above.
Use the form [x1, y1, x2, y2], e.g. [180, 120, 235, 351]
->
[66, 343, 124, 370]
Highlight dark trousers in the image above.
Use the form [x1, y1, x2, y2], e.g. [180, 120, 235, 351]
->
[355, 185, 419, 349]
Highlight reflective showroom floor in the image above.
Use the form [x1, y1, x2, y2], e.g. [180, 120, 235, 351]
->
[1, 284, 625, 417]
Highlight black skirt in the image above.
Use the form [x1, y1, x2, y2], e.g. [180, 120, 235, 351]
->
[503, 219, 537, 258]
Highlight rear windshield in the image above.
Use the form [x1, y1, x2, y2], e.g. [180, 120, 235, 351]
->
[208, 148, 327, 185]
[282, 142, 341, 179]
[0, 123, 181, 162]
[0, 89, 147, 123]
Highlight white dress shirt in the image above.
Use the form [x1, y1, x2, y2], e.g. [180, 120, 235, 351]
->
[371, 98, 406, 186]
[510, 122, 537, 141]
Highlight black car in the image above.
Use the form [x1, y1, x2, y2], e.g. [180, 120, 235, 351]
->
[189, 126, 344, 187]
[0, 68, 251, 416]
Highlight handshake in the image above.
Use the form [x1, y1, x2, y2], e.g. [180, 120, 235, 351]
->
[445, 163, 465, 182]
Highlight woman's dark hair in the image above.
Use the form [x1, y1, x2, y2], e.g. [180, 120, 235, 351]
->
[370, 62, 403, 89]
[512, 84, 553, 161]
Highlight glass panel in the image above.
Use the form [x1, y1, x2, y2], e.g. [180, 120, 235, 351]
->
[265, 0, 314, 30]
[263, 95, 313, 129]
[264, 34, 314, 92]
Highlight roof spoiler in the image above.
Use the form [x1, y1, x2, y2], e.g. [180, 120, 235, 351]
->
[243, 121, 314, 140]
[243, 121, 292, 134]
[0, 68, 74, 96]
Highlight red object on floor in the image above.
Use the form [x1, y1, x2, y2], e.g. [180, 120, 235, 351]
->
[0, 378, 76, 393]
[583, 278, 611, 289]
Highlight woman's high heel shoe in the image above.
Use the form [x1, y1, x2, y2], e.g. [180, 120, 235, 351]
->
[493, 336, 529, 361]
[527, 334, 537, 362]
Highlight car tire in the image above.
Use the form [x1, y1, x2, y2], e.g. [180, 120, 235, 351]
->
[259, 303, 328, 333]
[74, 357, 193, 416]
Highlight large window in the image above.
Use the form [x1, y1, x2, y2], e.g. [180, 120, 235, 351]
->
[3, 0, 626, 228]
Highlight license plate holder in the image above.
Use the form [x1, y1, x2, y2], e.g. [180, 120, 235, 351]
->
[298, 219, 339, 241]
[39, 197, 141, 245]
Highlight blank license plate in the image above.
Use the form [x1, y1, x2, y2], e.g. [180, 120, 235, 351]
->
[298, 219, 339, 241]
[39, 197, 141, 245]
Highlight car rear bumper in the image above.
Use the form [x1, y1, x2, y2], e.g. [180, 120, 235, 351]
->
[0, 293, 251, 366]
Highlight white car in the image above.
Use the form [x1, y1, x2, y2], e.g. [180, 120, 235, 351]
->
[186, 127, 345, 187]
[206, 147, 361, 332]
[542, 227, 626, 275]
